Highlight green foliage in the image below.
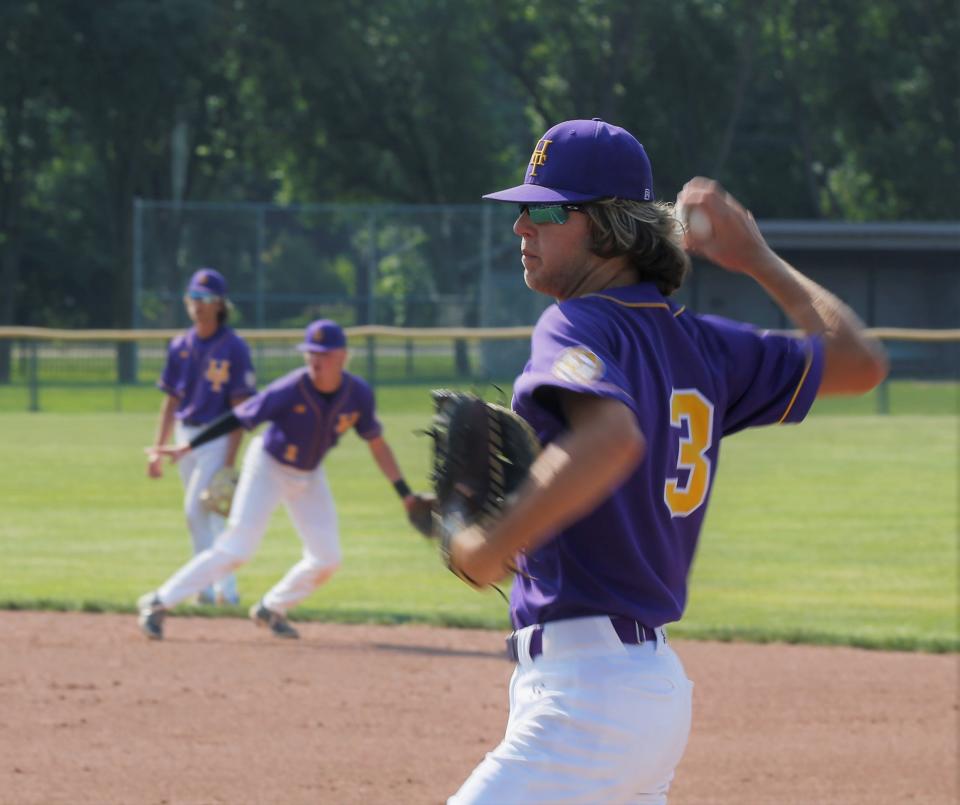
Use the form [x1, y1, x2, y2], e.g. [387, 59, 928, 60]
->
[0, 392, 956, 652]
[1, 0, 957, 330]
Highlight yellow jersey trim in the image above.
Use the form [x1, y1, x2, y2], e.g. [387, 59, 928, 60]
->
[584, 294, 671, 310]
[778, 344, 814, 424]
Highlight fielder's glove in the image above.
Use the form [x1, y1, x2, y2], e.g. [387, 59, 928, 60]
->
[422, 389, 541, 587]
[200, 467, 239, 517]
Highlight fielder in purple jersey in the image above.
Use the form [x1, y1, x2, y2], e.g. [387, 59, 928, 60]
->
[147, 268, 256, 606]
[445, 119, 888, 804]
[138, 319, 424, 641]
[157, 325, 255, 426]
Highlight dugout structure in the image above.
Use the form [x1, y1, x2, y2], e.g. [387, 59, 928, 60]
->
[682, 221, 960, 382]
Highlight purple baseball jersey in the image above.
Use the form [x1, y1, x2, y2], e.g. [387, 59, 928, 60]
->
[158, 326, 257, 425]
[233, 368, 382, 471]
[510, 283, 824, 630]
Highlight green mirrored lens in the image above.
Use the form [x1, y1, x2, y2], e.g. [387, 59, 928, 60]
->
[527, 205, 569, 224]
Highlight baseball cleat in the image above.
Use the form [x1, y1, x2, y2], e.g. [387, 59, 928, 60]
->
[137, 592, 167, 641]
[249, 601, 299, 639]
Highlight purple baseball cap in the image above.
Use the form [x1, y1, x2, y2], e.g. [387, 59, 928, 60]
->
[483, 118, 654, 204]
[297, 319, 347, 353]
[186, 268, 228, 299]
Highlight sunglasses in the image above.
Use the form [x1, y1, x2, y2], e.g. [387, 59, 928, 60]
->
[187, 291, 222, 304]
[518, 203, 583, 224]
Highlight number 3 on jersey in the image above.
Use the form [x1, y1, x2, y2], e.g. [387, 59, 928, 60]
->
[664, 389, 715, 517]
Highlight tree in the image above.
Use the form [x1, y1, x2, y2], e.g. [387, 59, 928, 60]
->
[484, 0, 768, 200]
[0, 1, 77, 379]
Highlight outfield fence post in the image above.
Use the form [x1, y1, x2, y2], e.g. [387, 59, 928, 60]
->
[876, 379, 890, 415]
[131, 197, 144, 381]
[366, 211, 377, 383]
[255, 206, 266, 328]
[27, 338, 39, 412]
[366, 334, 376, 387]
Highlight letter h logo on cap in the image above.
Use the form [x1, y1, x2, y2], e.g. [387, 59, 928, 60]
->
[529, 139, 553, 176]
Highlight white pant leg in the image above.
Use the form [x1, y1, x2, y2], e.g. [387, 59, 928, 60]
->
[158, 437, 282, 608]
[176, 423, 229, 554]
[449, 623, 693, 805]
[175, 423, 238, 600]
[261, 464, 341, 614]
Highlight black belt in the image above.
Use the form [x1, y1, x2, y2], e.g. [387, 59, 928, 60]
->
[506, 616, 661, 662]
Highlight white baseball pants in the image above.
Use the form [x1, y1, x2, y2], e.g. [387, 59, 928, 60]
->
[158, 436, 341, 613]
[174, 422, 237, 603]
[448, 616, 693, 805]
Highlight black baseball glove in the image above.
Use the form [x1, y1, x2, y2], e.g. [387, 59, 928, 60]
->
[419, 389, 541, 586]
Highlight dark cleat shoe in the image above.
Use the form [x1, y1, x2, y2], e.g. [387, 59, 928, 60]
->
[249, 601, 299, 639]
[137, 592, 167, 641]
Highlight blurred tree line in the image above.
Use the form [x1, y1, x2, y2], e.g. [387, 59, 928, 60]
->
[1, 0, 957, 340]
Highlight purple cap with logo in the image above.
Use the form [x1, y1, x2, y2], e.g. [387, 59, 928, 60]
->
[186, 268, 228, 299]
[483, 118, 654, 204]
[297, 319, 347, 353]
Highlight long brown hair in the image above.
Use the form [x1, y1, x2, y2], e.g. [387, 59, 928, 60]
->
[582, 199, 691, 296]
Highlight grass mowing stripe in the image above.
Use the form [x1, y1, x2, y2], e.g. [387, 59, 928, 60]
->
[1, 379, 957, 415]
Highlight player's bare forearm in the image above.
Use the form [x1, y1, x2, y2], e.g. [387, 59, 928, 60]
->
[451, 395, 645, 586]
[745, 254, 887, 394]
[152, 396, 177, 448]
[367, 436, 420, 512]
[366, 435, 405, 485]
[147, 396, 178, 477]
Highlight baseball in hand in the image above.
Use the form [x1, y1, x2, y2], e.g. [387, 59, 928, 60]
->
[685, 207, 713, 240]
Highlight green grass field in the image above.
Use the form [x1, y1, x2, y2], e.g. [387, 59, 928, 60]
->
[1, 383, 956, 652]
[0, 377, 958, 415]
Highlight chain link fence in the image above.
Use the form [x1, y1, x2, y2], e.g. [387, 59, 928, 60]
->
[0, 203, 956, 411]
[133, 199, 555, 380]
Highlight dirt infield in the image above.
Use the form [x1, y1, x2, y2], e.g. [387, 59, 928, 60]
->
[0, 612, 955, 805]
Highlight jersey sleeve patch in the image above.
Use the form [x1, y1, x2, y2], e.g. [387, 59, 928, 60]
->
[551, 346, 605, 385]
